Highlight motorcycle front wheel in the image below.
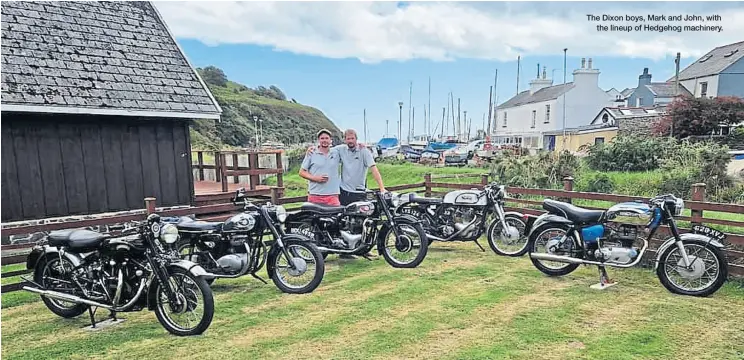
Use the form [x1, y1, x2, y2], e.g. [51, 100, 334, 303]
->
[656, 240, 728, 297]
[153, 267, 214, 336]
[487, 214, 528, 257]
[268, 239, 325, 294]
[377, 221, 429, 268]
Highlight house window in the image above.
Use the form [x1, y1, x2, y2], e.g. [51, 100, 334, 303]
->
[595, 137, 605, 145]
[503, 112, 507, 127]
[602, 114, 609, 123]
[545, 105, 550, 123]
[531, 110, 536, 128]
[636, 97, 643, 107]
[700, 82, 708, 98]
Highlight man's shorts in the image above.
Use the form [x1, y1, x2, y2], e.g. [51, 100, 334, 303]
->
[308, 194, 341, 206]
[340, 188, 366, 206]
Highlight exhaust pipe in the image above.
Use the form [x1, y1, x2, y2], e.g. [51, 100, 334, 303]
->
[316, 246, 361, 254]
[529, 239, 648, 269]
[23, 286, 113, 310]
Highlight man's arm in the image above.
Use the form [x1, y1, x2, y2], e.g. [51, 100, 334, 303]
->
[299, 154, 323, 183]
[363, 148, 385, 192]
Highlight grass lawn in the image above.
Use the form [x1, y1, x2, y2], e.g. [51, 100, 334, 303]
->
[2, 242, 743, 360]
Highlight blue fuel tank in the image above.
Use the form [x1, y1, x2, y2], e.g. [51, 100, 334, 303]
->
[581, 224, 605, 244]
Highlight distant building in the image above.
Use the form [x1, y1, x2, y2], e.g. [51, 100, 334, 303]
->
[669, 41, 744, 99]
[590, 107, 663, 137]
[626, 68, 692, 109]
[493, 58, 616, 150]
[605, 88, 628, 107]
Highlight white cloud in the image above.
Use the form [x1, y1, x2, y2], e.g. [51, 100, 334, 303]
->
[155, 1, 744, 63]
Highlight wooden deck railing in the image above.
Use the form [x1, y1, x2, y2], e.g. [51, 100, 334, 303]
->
[3, 173, 743, 293]
[191, 149, 285, 194]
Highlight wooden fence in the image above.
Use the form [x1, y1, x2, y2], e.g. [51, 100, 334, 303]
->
[2, 173, 743, 293]
[191, 149, 285, 194]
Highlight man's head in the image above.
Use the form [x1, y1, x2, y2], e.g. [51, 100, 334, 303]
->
[344, 129, 358, 149]
[317, 129, 332, 148]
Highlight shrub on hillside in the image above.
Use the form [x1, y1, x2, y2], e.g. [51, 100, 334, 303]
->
[489, 151, 579, 189]
[660, 140, 733, 196]
[582, 173, 616, 194]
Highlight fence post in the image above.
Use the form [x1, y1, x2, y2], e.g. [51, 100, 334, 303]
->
[270, 187, 281, 205]
[275, 152, 284, 189]
[563, 176, 574, 204]
[220, 153, 228, 192]
[197, 151, 205, 181]
[424, 173, 432, 197]
[145, 197, 156, 214]
[215, 151, 222, 183]
[232, 153, 240, 184]
[691, 183, 706, 225]
[248, 153, 259, 191]
[480, 174, 489, 188]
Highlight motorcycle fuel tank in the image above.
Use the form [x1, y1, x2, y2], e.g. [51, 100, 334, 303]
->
[222, 213, 257, 232]
[606, 202, 652, 226]
[442, 190, 487, 206]
[344, 201, 375, 216]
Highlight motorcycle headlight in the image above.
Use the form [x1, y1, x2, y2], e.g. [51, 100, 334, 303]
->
[275, 205, 287, 223]
[160, 223, 179, 244]
[390, 192, 401, 207]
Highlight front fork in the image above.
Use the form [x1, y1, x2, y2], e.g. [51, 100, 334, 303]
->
[669, 217, 693, 268]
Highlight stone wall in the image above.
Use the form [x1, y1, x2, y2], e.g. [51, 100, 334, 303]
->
[617, 115, 661, 136]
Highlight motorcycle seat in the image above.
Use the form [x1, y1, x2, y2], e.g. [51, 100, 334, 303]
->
[175, 217, 223, 232]
[48, 229, 109, 249]
[543, 199, 605, 224]
[300, 202, 346, 214]
[408, 194, 442, 205]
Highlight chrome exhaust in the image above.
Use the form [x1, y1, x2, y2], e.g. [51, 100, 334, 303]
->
[429, 218, 480, 242]
[316, 246, 363, 254]
[23, 286, 114, 310]
[529, 240, 649, 269]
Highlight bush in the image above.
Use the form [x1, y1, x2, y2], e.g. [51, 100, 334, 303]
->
[489, 151, 579, 189]
[660, 140, 733, 196]
[713, 183, 744, 204]
[659, 168, 698, 199]
[584, 136, 674, 172]
[583, 173, 615, 194]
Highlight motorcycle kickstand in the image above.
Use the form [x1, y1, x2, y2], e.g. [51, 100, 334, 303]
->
[473, 240, 486, 252]
[590, 265, 617, 290]
[250, 272, 269, 285]
[108, 310, 118, 321]
[360, 253, 374, 261]
[88, 306, 98, 328]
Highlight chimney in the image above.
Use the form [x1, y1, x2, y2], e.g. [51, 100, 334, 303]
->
[638, 67, 652, 86]
[530, 64, 553, 94]
[572, 57, 600, 88]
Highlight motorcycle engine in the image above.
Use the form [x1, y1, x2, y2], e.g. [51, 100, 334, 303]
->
[337, 217, 364, 250]
[594, 223, 641, 264]
[438, 207, 478, 238]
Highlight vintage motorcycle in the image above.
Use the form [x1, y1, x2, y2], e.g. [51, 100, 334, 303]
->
[526, 194, 729, 297]
[166, 188, 325, 295]
[23, 214, 215, 336]
[284, 189, 429, 268]
[393, 182, 529, 256]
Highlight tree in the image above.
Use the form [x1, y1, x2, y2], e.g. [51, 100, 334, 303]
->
[653, 96, 744, 138]
[269, 85, 287, 101]
[197, 66, 228, 87]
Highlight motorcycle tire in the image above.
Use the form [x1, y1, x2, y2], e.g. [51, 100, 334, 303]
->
[487, 214, 529, 257]
[656, 239, 728, 297]
[153, 267, 214, 336]
[377, 221, 429, 268]
[268, 239, 325, 294]
[527, 223, 580, 277]
[34, 255, 89, 318]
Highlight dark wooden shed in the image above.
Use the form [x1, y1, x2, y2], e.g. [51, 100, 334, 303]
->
[1, 1, 222, 222]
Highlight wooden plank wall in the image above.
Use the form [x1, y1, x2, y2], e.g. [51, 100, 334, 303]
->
[1, 113, 194, 222]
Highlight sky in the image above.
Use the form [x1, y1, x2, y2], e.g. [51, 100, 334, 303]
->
[155, 1, 744, 143]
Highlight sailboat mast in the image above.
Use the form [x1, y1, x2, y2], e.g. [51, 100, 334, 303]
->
[492, 69, 498, 137]
[428, 77, 431, 139]
[408, 81, 412, 143]
[441, 107, 445, 138]
[363, 108, 367, 143]
[450, 93, 455, 137]
[516, 56, 520, 95]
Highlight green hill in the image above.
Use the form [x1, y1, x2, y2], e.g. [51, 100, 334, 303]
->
[190, 66, 341, 150]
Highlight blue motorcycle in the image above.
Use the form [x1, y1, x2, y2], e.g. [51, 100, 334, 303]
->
[526, 194, 729, 297]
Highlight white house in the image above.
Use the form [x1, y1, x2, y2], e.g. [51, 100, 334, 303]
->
[492, 58, 616, 150]
[668, 40, 744, 99]
[605, 88, 631, 108]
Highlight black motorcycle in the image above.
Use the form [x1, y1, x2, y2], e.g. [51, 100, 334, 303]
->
[166, 188, 325, 294]
[23, 214, 215, 336]
[394, 182, 529, 256]
[285, 189, 429, 268]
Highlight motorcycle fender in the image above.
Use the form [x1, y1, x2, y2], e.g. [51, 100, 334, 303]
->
[26, 246, 83, 270]
[266, 234, 312, 279]
[653, 233, 726, 271]
[529, 214, 572, 237]
[147, 260, 212, 311]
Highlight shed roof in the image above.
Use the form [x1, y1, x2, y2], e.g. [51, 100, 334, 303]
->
[0, 1, 221, 119]
[645, 82, 692, 98]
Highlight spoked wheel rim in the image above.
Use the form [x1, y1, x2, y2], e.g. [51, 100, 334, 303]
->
[532, 228, 575, 270]
[663, 243, 721, 292]
[41, 258, 79, 310]
[490, 218, 528, 255]
[383, 224, 423, 265]
[274, 244, 319, 289]
[156, 272, 206, 333]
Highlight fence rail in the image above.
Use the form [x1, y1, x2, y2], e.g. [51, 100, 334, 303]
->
[3, 175, 743, 293]
[191, 150, 285, 194]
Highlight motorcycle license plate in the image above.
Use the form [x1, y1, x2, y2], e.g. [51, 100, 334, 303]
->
[691, 225, 726, 242]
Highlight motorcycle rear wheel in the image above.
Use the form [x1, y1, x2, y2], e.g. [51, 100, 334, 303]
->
[176, 242, 215, 285]
[34, 255, 88, 318]
[527, 223, 580, 276]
